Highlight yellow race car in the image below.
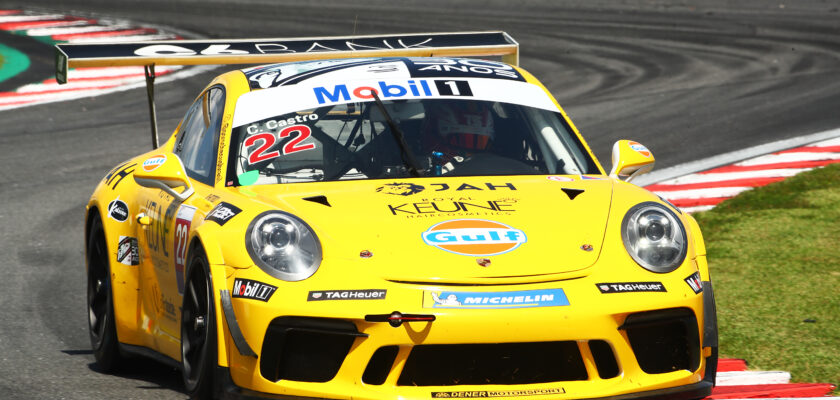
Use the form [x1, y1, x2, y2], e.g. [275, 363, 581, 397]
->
[58, 32, 717, 399]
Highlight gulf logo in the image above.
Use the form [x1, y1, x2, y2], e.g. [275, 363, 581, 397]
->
[143, 155, 166, 172]
[629, 141, 651, 157]
[422, 219, 527, 256]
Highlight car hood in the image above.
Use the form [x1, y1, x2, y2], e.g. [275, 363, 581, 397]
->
[237, 176, 614, 282]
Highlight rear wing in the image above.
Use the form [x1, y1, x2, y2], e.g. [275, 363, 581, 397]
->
[54, 31, 518, 84]
[54, 31, 518, 149]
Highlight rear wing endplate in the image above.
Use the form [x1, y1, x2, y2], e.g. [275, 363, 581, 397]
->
[54, 31, 518, 149]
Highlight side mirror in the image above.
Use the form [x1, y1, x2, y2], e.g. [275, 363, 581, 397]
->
[133, 153, 194, 201]
[609, 140, 655, 182]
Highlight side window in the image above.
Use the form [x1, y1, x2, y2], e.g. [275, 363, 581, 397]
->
[176, 86, 226, 185]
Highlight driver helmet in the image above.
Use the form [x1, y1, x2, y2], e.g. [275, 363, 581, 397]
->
[430, 102, 495, 151]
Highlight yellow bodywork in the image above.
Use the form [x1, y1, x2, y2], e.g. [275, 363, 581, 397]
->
[86, 63, 714, 399]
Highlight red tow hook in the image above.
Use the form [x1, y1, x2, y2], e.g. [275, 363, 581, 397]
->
[365, 311, 436, 328]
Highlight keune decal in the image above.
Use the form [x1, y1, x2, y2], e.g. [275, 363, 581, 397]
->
[307, 289, 386, 301]
[596, 282, 666, 293]
[685, 272, 703, 294]
[232, 278, 277, 302]
[424, 289, 568, 309]
[422, 219, 526, 256]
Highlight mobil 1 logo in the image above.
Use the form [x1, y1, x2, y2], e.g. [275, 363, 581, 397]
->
[434, 80, 473, 97]
[232, 278, 277, 302]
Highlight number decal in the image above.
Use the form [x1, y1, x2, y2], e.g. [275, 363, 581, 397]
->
[173, 205, 197, 295]
[280, 125, 316, 155]
[443, 80, 460, 96]
[245, 133, 279, 164]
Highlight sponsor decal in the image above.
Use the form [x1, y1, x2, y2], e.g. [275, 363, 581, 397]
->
[377, 182, 516, 195]
[547, 176, 574, 182]
[424, 289, 568, 309]
[422, 219, 526, 256]
[142, 155, 166, 172]
[377, 182, 425, 196]
[629, 141, 651, 157]
[174, 205, 197, 294]
[408, 58, 524, 81]
[580, 175, 606, 180]
[205, 194, 221, 203]
[104, 162, 136, 190]
[685, 272, 703, 294]
[596, 282, 666, 293]
[107, 198, 129, 222]
[432, 388, 565, 398]
[314, 79, 435, 104]
[117, 236, 139, 266]
[308, 289, 386, 301]
[216, 114, 229, 183]
[389, 199, 516, 218]
[232, 278, 278, 302]
[206, 202, 241, 225]
[144, 197, 179, 268]
[162, 295, 177, 320]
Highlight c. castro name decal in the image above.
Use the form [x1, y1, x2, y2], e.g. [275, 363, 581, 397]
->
[422, 219, 526, 256]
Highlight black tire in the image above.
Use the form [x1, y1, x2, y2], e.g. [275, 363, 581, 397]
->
[86, 214, 124, 371]
[181, 246, 218, 400]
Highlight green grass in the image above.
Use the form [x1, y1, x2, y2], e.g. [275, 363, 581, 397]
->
[693, 163, 840, 390]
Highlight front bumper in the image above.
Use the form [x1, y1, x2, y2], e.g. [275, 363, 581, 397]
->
[218, 263, 715, 399]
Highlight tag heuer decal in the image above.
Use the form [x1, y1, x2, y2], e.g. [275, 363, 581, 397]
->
[308, 289, 386, 301]
[596, 282, 666, 293]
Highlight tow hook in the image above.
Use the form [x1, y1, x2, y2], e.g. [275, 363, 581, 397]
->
[365, 311, 436, 328]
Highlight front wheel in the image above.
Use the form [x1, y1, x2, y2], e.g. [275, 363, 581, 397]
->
[181, 247, 218, 399]
[87, 214, 124, 371]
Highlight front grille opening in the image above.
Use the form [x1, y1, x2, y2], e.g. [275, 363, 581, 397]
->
[259, 317, 360, 383]
[589, 340, 619, 379]
[621, 308, 700, 374]
[397, 341, 588, 386]
[363, 345, 399, 385]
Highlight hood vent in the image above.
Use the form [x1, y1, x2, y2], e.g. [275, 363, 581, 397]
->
[303, 195, 331, 207]
[562, 188, 584, 200]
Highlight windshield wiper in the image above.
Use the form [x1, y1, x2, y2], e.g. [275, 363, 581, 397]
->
[370, 92, 423, 177]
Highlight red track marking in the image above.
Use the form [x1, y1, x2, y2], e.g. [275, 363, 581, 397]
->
[0, 10, 20, 15]
[777, 145, 840, 154]
[702, 159, 840, 174]
[0, 17, 94, 31]
[718, 359, 748, 372]
[51, 28, 157, 41]
[709, 383, 837, 398]
[646, 177, 785, 191]
[668, 197, 732, 208]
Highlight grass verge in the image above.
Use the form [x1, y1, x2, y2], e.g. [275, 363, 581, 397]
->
[693, 163, 840, 390]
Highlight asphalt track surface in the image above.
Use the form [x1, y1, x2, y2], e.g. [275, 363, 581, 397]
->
[1, 1, 839, 398]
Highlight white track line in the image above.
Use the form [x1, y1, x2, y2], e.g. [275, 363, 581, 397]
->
[716, 371, 792, 386]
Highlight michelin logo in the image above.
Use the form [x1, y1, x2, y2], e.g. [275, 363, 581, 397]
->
[425, 289, 569, 309]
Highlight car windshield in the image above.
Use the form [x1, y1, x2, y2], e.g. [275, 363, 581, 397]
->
[227, 87, 598, 186]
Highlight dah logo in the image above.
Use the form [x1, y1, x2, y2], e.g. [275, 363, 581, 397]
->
[422, 219, 526, 256]
[142, 155, 166, 172]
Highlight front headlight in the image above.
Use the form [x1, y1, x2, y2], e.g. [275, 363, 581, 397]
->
[245, 211, 322, 281]
[621, 202, 687, 273]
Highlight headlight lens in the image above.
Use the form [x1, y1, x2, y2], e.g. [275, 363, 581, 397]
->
[245, 211, 322, 281]
[621, 202, 687, 273]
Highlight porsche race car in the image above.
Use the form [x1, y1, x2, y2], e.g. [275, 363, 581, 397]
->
[57, 32, 718, 400]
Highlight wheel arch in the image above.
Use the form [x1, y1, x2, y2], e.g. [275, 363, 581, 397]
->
[185, 234, 231, 369]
